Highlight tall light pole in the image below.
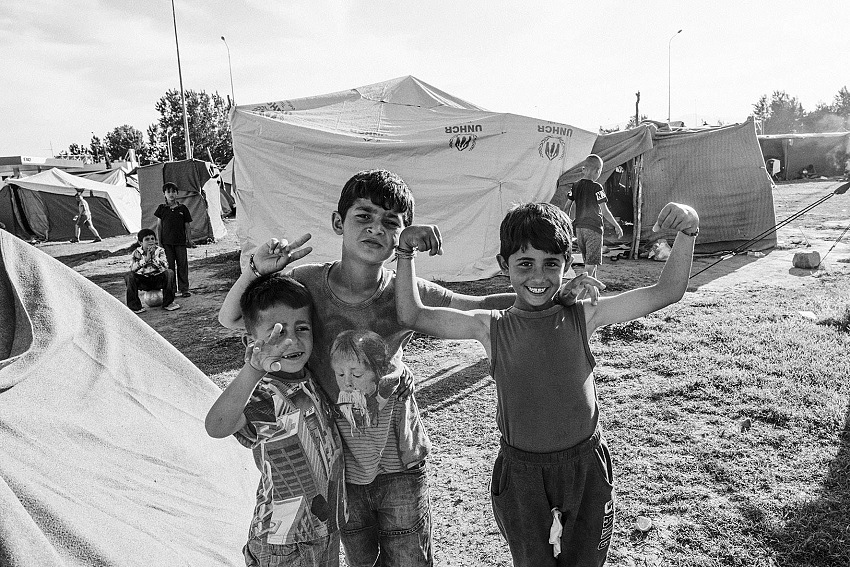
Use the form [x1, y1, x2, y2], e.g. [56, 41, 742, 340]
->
[221, 36, 235, 107]
[668, 29, 682, 122]
[171, 0, 192, 159]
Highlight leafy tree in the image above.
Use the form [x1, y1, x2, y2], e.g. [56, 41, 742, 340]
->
[56, 143, 92, 161]
[89, 135, 110, 167]
[104, 124, 149, 163]
[147, 89, 233, 166]
[753, 91, 805, 134]
[831, 86, 850, 117]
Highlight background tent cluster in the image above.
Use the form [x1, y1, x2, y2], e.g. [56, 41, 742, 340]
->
[230, 75, 596, 281]
[554, 118, 777, 256]
[0, 168, 141, 242]
[758, 131, 850, 180]
[138, 159, 226, 243]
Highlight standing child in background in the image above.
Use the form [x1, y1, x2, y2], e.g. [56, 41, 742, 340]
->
[124, 228, 180, 313]
[395, 201, 699, 567]
[205, 274, 346, 567]
[567, 154, 623, 278]
[218, 169, 517, 567]
[71, 191, 102, 243]
[155, 182, 193, 297]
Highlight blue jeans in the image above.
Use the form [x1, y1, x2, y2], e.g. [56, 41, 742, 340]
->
[341, 463, 432, 567]
[243, 532, 340, 567]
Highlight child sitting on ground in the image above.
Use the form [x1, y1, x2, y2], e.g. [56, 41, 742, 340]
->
[124, 228, 180, 313]
[205, 274, 346, 567]
[395, 201, 699, 567]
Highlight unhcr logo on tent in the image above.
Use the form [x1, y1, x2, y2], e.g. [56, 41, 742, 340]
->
[538, 136, 564, 160]
[450, 134, 477, 152]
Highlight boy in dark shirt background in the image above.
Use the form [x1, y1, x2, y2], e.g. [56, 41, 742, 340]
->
[155, 182, 193, 297]
[567, 155, 623, 279]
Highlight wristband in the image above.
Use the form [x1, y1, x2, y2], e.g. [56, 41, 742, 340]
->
[393, 245, 417, 261]
[681, 228, 699, 238]
[249, 254, 263, 277]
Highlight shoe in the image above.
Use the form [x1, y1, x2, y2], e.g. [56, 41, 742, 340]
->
[132, 306, 147, 314]
[163, 303, 181, 311]
[180, 291, 192, 298]
[93, 237, 103, 243]
[69, 238, 79, 243]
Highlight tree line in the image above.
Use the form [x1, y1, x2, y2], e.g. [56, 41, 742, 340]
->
[57, 89, 233, 167]
[754, 86, 850, 135]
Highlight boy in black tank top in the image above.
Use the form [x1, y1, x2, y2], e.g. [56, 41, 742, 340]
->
[395, 201, 699, 566]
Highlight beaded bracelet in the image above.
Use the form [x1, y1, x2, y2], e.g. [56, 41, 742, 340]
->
[249, 254, 263, 277]
[393, 245, 417, 261]
[681, 227, 700, 238]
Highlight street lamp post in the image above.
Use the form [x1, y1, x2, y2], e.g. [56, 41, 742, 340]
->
[668, 29, 682, 123]
[170, 0, 192, 159]
[221, 36, 235, 106]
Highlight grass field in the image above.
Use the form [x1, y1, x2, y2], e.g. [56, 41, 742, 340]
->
[59, 180, 850, 566]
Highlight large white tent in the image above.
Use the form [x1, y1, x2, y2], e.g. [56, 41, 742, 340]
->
[0, 168, 141, 241]
[231, 76, 596, 281]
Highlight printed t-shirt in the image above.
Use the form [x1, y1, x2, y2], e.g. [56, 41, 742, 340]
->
[289, 262, 452, 485]
[569, 179, 608, 234]
[235, 372, 346, 545]
[154, 203, 193, 245]
[489, 303, 599, 452]
[131, 246, 168, 277]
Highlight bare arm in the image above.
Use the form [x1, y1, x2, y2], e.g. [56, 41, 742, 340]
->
[584, 203, 698, 336]
[395, 226, 491, 355]
[156, 218, 162, 244]
[600, 203, 623, 238]
[218, 235, 313, 329]
[205, 362, 263, 438]
[449, 291, 515, 311]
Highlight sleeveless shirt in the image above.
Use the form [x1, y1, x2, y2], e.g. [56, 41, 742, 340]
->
[489, 303, 599, 452]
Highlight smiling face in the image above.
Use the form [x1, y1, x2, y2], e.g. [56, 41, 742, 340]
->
[250, 304, 313, 375]
[499, 245, 569, 311]
[333, 198, 405, 265]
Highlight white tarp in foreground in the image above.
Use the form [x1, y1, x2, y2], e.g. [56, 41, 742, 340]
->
[0, 230, 255, 566]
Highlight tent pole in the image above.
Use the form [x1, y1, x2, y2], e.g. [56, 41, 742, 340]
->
[631, 156, 642, 260]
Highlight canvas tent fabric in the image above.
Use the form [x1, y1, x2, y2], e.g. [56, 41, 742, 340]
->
[0, 168, 140, 242]
[758, 131, 850, 180]
[0, 229, 255, 566]
[79, 167, 140, 191]
[218, 158, 236, 217]
[230, 75, 596, 281]
[138, 159, 226, 243]
[553, 119, 777, 253]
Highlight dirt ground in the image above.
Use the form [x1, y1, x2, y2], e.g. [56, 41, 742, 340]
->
[42, 179, 850, 565]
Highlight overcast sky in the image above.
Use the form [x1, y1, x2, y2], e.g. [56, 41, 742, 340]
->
[1, 0, 846, 157]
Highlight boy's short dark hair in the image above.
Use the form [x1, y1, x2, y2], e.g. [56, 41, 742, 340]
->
[137, 228, 156, 242]
[585, 154, 603, 169]
[337, 169, 414, 227]
[240, 274, 314, 336]
[162, 182, 178, 193]
[499, 203, 574, 260]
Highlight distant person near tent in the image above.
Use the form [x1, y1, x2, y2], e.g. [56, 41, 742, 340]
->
[124, 228, 179, 314]
[70, 191, 103, 243]
[155, 182, 193, 297]
[567, 154, 623, 280]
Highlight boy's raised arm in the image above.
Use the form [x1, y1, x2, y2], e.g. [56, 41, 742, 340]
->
[586, 203, 698, 334]
[395, 226, 491, 351]
[218, 235, 313, 329]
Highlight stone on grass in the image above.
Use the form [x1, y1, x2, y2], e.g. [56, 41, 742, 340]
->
[793, 250, 821, 269]
[635, 516, 653, 532]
